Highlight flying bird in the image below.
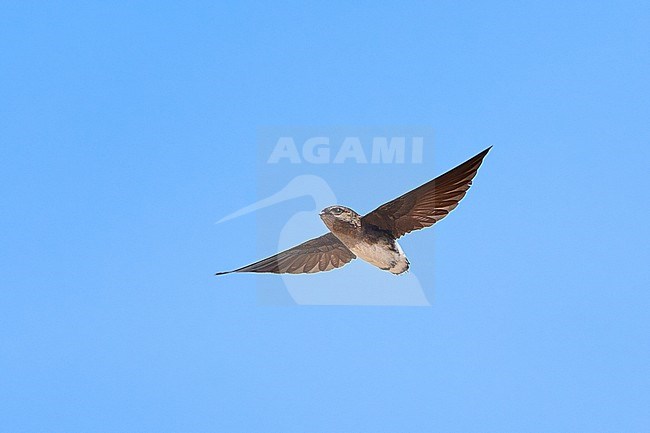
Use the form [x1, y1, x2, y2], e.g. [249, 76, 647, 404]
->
[216, 147, 491, 276]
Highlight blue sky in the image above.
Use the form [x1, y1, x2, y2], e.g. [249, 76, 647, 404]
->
[1, 1, 649, 432]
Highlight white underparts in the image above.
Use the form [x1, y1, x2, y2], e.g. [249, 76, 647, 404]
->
[349, 239, 410, 275]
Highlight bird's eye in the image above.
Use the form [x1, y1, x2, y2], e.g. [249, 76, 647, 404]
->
[332, 207, 343, 214]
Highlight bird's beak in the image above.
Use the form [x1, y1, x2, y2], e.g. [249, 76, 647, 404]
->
[218, 178, 322, 224]
[216, 175, 337, 224]
[217, 188, 292, 223]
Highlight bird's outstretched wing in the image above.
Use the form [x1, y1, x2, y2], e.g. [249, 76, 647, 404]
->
[362, 147, 491, 239]
[216, 232, 356, 275]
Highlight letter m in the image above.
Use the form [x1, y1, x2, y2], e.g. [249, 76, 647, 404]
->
[371, 137, 406, 163]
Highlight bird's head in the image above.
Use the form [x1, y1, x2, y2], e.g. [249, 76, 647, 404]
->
[319, 205, 361, 231]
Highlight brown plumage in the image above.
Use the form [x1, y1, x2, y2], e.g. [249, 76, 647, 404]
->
[362, 146, 491, 238]
[215, 233, 355, 275]
[216, 147, 491, 276]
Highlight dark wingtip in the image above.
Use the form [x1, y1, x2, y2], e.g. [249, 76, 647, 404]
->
[469, 146, 492, 164]
[215, 271, 231, 276]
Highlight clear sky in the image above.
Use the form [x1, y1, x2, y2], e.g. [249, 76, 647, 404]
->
[1, 1, 649, 432]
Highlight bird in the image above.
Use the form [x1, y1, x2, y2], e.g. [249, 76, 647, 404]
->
[216, 147, 491, 276]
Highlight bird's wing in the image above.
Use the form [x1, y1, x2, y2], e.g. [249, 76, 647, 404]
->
[362, 147, 491, 239]
[216, 232, 356, 275]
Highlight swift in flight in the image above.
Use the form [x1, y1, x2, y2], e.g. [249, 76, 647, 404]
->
[216, 147, 491, 276]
